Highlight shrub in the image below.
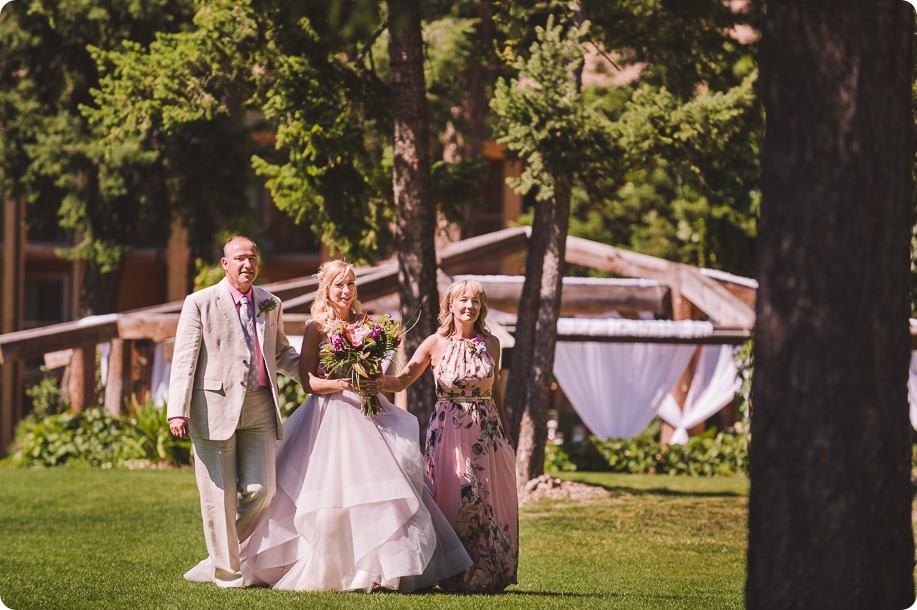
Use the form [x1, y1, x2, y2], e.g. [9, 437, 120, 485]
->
[9, 407, 146, 468]
[24, 368, 70, 420]
[277, 375, 309, 419]
[129, 397, 192, 466]
[559, 419, 750, 477]
[544, 443, 577, 474]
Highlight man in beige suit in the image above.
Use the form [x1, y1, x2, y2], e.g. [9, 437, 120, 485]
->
[167, 236, 300, 588]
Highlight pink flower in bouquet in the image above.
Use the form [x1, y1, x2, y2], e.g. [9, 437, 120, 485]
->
[319, 314, 406, 417]
[346, 323, 373, 346]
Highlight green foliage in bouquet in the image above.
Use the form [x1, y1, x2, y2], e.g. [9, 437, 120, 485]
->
[318, 314, 403, 416]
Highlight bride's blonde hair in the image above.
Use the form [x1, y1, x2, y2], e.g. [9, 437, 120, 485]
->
[311, 259, 363, 331]
[436, 279, 490, 337]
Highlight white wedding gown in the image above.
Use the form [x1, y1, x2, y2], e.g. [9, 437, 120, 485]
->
[184, 389, 472, 592]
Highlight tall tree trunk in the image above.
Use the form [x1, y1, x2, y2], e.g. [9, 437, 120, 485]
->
[388, 0, 439, 442]
[504, 199, 548, 447]
[78, 262, 123, 317]
[514, 176, 571, 486]
[747, 2, 914, 608]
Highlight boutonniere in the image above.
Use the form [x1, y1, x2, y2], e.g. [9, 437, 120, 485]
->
[468, 336, 486, 355]
[257, 297, 278, 316]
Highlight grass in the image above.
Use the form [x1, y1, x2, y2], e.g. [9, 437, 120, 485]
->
[0, 468, 749, 609]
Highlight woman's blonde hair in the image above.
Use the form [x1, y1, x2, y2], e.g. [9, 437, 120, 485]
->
[311, 259, 363, 331]
[436, 279, 490, 337]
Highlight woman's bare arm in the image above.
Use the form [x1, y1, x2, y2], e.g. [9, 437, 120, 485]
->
[382, 334, 440, 393]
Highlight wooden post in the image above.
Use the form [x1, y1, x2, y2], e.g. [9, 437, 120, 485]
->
[104, 339, 132, 415]
[67, 344, 96, 411]
[500, 157, 524, 275]
[1, 192, 24, 457]
[661, 266, 702, 446]
[166, 223, 189, 302]
[660, 345, 702, 448]
[132, 340, 154, 405]
[0, 365, 14, 455]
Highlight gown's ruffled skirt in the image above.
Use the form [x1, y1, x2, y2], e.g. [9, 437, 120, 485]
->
[184, 390, 471, 592]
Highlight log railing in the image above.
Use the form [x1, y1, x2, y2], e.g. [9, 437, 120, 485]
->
[0, 228, 768, 456]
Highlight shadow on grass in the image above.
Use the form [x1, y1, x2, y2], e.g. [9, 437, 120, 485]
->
[440, 589, 623, 600]
[601, 485, 745, 498]
[445, 589, 701, 602]
[558, 476, 747, 499]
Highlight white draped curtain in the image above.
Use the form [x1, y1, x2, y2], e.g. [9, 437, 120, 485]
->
[553, 319, 715, 440]
[657, 345, 740, 444]
[149, 343, 170, 407]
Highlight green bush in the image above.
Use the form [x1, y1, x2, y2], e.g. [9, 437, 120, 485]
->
[129, 397, 192, 466]
[558, 419, 750, 477]
[24, 368, 70, 420]
[544, 443, 577, 474]
[9, 395, 194, 468]
[277, 375, 309, 420]
[10, 407, 146, 468]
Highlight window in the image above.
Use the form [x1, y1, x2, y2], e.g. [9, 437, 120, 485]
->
[24, 274, 70, 328]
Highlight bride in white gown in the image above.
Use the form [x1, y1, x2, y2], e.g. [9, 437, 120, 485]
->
[185, 260, 471, 591]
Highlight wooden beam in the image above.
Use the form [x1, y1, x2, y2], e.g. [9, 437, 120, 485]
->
[0, 316, 119, 364]
[259, 276, 320, 302]
[565, 235, 674, 280]
[679, 266, 756, 329]
[438, 227, 530, 273]
[44, 349, 73, 369]
[565, 236, 756, 329]
[115, 312, 315, 342]
[118, 315, 179, 343]
[470, 278, 670, 315]
[282, 263, 400, 313]
[555, 328, 752, 345]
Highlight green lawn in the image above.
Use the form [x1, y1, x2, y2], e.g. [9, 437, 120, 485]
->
[0, 468, 749, 609]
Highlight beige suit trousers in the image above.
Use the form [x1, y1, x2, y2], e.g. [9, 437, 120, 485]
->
[191, 389, 278, 588]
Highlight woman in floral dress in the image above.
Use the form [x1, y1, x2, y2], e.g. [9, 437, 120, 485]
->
[383, 279, 518, 591]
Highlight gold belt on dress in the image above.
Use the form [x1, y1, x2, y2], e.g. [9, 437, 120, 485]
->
[436, 394, 492, 402]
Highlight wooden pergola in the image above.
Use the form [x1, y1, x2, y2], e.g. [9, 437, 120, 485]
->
[0, 227, 763, 454]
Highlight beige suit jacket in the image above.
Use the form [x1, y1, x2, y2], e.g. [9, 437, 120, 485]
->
[166, 278, 301, 441]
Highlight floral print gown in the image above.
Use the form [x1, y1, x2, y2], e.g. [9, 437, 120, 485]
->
[426, 336, 518, 591]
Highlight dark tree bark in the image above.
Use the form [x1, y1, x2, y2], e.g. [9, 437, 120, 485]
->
[78, 263, 123, 317]
[747, 1, 914, 608]
[388, 0, 439, 442]
[513, 176, 571, 486]
[503, 201, 547, 447]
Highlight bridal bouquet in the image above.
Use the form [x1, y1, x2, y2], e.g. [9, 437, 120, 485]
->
[319, 314, 404, 416]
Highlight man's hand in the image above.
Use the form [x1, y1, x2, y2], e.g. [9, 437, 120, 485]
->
[169, 417, 189, 438]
